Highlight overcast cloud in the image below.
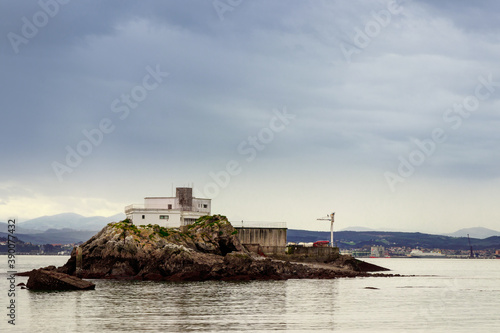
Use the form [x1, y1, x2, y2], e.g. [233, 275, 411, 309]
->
[1, 0, 500, 233]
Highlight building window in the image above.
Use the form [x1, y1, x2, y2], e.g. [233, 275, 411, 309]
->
[142, 215, 145, 219]
[203, 204, 208, 208]
[168, 204, 172, 209]
[159, 215, 169, 220]
[183, 218, 197, 225]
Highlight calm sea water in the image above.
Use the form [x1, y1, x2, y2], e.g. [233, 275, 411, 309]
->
[0, 255, 499, 332]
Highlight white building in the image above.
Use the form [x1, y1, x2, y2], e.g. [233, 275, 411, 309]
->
[125, 187, 211, 228]
[370, 246, 385, 258]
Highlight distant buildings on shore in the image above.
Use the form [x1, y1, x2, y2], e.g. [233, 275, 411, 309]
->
[370, 245, 387, 258]
[340, 245, 500, 259]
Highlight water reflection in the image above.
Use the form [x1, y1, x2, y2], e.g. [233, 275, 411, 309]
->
[285, 280, 339, 331]
[0, 270, 342, 333]
[53, 279, 336, 332]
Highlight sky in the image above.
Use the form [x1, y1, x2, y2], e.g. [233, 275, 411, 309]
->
[1, 0, 500, 234]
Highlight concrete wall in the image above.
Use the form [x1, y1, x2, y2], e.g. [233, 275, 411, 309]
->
[144, 197, 176, 209]
[128, 210, 208, 228]
[192, 198, 211, 214]
[143, 197, 211, 214]
[261, 246, 287, 255]
[176, 187, 193, 209]
[128, 211, 182, 228]
[288, 246, 339, 256]
[242, 244, 287, 255]
[234, 227, 287, 247]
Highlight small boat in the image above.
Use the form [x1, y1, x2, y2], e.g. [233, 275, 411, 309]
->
[313, 240, 329, 247]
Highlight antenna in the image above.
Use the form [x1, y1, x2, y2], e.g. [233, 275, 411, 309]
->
[467, 234, 474, 258]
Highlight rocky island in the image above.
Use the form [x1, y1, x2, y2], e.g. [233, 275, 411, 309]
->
[25, 215, 393, 288]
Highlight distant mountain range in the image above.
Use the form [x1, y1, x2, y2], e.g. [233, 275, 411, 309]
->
[443, 227, 500, 239]
[15, 213, 125, 232]
[0, 213, 125, 244]
[341, 226, 500, 239]
[341, 226, 376, 232]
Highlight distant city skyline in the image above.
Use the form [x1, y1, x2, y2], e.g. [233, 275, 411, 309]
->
[1, 1, 500, 234]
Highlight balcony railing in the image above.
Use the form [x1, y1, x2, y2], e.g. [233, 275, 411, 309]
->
[125, 204, 209, 214]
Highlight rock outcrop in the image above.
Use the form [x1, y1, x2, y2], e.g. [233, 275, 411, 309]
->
[57, 215, 378, 281]
[26, 269, 95, 291]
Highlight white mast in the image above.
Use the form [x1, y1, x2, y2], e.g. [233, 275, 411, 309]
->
[317, 212, 335, 247]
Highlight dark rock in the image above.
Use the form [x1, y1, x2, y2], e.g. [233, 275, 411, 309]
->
[355, 260, 390, 272]
[27, 269, 95, 291]
[142, 273, 164, 281]
[17, 265, 58, 277]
